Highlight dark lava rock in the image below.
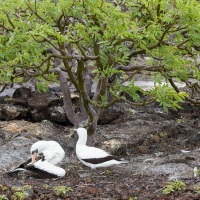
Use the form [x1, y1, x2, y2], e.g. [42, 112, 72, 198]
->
[30, 108, 49, 122]
[12, 87, 32, 99]
[0, 87, 128, 125]
[98, 103, 131, 125]
[0, 104, 29, 120]
[27, 92, 58, 109]
[48, 105, 72, 125]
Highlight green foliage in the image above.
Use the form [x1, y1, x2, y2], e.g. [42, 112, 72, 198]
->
[113, 79, 145, 102]
[0, 185, 32, 200]
[176, 116, 185, 123]
[105, 169, 111, 175]
[129, 197, 138, 200]
[195, 185, 200, 193]
[96, 66, 124, 79]
[11, 185, 32, 200]
[149, 84, 188, 112]
[53, 186, 72, 198]
[44, 184, 49, 190]
[0, 185, 8, 200]
[0, 195, 8, 200]
[163, 179, 186, 195]
[0, 185, 8, 192]
[12, 191, 28, 200]
[99, 95, 109, 107]
[0, 0, 200, 120]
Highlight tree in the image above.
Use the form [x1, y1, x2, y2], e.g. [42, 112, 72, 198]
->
[0, 0, 200, 144]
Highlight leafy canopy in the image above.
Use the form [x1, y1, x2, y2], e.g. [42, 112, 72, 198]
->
[0, 0, 200, 113]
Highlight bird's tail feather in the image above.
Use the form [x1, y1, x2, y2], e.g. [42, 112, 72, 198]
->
[6, 168, 25, 174]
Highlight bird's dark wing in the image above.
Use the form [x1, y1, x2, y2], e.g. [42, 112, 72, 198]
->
[25, 165, 58, 179]
[6, 154, 43, 175]
[82, 155, 122, 164]
[17, 158, 32, 168]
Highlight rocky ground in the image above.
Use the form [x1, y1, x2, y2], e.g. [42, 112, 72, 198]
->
[0, 100, 200, 199]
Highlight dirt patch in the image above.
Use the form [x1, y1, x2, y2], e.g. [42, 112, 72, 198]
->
[0, 103, 200, 199]
[1, 166, 200, 200]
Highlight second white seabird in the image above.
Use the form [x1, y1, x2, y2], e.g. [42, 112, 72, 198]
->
[75, 128, 128, 177]
[7, 140, 66, 178]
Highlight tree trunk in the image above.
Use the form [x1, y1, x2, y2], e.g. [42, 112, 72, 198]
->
[87, 120, 97, 146]
[51, 58, 98, 146]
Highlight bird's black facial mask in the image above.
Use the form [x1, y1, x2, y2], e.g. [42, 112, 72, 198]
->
[31, 149, 38, 163]
[38, 153, 45, 161]
[31, 149, 38, 155]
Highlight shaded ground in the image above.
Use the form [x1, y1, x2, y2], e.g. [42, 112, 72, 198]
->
[0, 168, 184, 200]
[1, 164, 200, 200]
[0, 102, 200, 200]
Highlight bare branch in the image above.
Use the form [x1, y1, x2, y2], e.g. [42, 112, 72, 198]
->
[49, 68, 82, 125]
[118, 64, 163, 72]
[5, 12, 15, 29]
[177, 45, 194, 56]
[157, 0, 161, 18]
[119, 96, 156, 107]
[61, 56, 79, 91]
[76, 59, 98, 125]
[0, 23, 13, 32]
[159, 23, 173, 44]
[152, 56, 164, 60]
[177, 39, 190, 48]
[168, 26, 188, 33]
[79, 68, 93, 117]
[75, 42, 99, 60]
[26, 2, 47, 23]
[0, 84, 8, 93]
[169, 78, 200, 106]
[129, 43, 159, 57]
[91, 94, 156, 109]
[94, 38, 104, 69]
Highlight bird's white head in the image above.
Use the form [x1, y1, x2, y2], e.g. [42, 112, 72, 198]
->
[30, 141, 48, 155]
[30, 141, 55, 163]
[76, 128, 88, 145]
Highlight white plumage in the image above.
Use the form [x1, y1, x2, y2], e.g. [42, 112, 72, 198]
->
[30, 140, 65, 165]
[32, 158, 66, 178]
[8, 140, 66, 178]
[75, 128, 128, 176]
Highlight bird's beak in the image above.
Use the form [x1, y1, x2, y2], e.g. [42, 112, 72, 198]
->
[31, 152, 37, 163]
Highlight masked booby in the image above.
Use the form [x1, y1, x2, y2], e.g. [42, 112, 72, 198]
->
[75, 128, 128, 177]
[7, 140, 66, 179]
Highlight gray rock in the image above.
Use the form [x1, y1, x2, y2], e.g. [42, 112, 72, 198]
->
[30, 108, 49, 122]
[0, 137, 33, 172]
[148, 163, 193, 180]
[0, 87, 129, 124]
[98, 103, 131, 125]
[48, 105, 70, 124]
[101, 139, 127, 155]
[0, 105, 28, 120]
[0, 120, 71, 173]
[27, 92, 58, 109]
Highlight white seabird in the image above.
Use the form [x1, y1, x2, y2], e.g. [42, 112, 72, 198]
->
[30, 140, 65, 165]
[75, 128, 128, 177]
[8, 140, 66, 178]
